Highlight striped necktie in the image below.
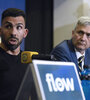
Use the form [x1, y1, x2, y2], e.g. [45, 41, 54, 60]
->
[78, 56, 84, 74]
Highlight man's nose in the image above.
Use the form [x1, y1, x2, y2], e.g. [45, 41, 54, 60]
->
[11, 27, 17, 36]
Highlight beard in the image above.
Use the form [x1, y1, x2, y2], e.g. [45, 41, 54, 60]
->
[6, 42, 21, 51]
[1, 35, 22, 51]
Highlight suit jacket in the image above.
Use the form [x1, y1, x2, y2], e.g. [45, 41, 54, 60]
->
[51, 39, 90, 72]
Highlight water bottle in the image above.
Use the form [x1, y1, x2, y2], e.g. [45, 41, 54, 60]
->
[80, 65, 90, 100]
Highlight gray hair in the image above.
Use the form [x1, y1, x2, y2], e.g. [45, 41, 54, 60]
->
[74, 16, 90, 30]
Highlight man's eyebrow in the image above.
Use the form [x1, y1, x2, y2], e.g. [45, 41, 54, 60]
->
[17, 23, 25, 26]
[77, 30, 90, 34]
[3, 21, 24, 26]
[3, 21, 12, 25]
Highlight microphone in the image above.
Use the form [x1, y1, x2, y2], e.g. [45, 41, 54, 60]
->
[80, 65, 90, 80]
[21, 51, 39, 63]
[21, 51, 56, 63]
[84, 65, 90, 69]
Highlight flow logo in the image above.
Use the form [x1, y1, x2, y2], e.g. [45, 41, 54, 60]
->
[46, 73, 75, 92]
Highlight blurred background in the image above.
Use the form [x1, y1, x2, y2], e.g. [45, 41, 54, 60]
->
[0, 0, 90, 54]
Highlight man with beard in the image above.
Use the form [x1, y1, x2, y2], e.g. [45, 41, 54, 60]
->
[51, 16, 90, 79]
[0, 8, 37, 100]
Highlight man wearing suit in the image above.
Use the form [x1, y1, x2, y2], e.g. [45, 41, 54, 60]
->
[51, 16, 90, 78]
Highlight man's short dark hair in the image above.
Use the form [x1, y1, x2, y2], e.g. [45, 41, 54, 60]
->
[1, 8, 26, 23]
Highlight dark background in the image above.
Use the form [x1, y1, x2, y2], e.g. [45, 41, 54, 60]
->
[25, 0, 53, 54]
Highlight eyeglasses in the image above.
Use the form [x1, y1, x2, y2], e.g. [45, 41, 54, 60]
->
[76, 30, 90, 38]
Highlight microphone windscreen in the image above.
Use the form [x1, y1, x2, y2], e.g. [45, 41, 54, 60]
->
[21, 51, 39, 63]
[84, 65, 90, 69]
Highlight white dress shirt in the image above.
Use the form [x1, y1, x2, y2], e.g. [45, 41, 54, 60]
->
[75, 49, 85, 70]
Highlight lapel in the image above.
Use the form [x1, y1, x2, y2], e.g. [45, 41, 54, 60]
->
[68, 40, 79, 71]
[84, 49, 90, 65]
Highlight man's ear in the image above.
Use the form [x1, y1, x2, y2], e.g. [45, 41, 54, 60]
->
[72, 30, 75, 37]
[24, 28, 29, 38]
[0, 27, 2, 43]
[0, 27, 2, 36]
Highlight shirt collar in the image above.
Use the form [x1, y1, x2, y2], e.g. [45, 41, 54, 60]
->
[75, 48, 85, 59]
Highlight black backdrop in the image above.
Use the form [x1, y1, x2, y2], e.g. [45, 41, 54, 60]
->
[25, 0, 53, 54]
